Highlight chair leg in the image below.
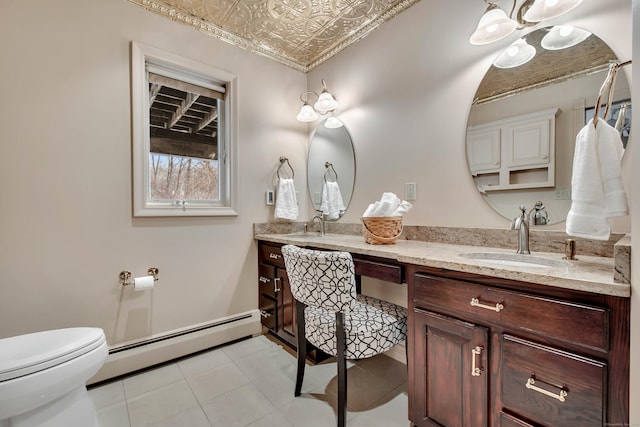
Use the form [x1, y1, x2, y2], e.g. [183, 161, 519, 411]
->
[294, 300, 307, 397]
[336, 312, 347, 427]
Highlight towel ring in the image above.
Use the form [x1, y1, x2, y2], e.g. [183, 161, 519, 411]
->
[594, 60, 631, 128]
[324, 162, 338, 183]
[277, 156, 294, 179]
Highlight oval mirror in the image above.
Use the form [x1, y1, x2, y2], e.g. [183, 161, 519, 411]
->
[307, 119, 356, 220]
[467, 26, 631, 225]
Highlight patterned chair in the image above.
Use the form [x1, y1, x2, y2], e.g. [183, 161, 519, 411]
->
[281, 244, 407, 427]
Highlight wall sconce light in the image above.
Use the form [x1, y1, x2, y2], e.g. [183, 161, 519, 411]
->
[492, 37, 536, 68]
[469, 0, 584, 45]
[296, 79, 338, 123]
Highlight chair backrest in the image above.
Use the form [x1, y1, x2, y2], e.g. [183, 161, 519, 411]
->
[281, 245, 357, 313]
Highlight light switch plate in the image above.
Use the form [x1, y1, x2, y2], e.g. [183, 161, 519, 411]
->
[405, 182, 417, 201]
[266, 190, 274, 205]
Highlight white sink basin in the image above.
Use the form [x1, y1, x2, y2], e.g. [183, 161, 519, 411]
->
[460, 252, 564, 269]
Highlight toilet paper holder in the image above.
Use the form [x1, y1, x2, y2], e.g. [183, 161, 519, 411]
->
[120, 268, 159, 286]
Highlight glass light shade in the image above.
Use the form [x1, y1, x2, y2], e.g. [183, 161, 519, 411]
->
[523, 0, 583, 22]
[541, 25, 591, 50]
[492, 38, 536, 68]
[314, 91, 338, 114]
[469, 6, 517, 45]
[296, 103, 319, 122]
[324, 117, 343, 128]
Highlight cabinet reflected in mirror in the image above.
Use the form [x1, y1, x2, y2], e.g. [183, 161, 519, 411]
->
[467, 27, 631, 225]
[307, 120, 355, 220]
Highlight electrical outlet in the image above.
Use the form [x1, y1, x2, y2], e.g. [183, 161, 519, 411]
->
[554, 189, 571, 200]
[313, 192, 322, 204]
[405, 182, 417, 201]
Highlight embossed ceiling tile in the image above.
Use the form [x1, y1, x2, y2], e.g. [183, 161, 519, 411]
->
[126, 0, 422, 72]
[199, 0, 239, 25]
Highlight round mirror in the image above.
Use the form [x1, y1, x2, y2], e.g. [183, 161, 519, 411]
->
[467, 26, 631, 225]
[307, 119, 356, 220]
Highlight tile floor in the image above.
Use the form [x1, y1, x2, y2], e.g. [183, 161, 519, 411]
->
[88, 334, 410, 427]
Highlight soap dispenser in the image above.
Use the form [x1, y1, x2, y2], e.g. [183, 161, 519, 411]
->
[529, 201, 549, 226]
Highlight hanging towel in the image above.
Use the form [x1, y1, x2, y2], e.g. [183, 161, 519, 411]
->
[274, 178, 298, 220]
[320, 181, 345, 220]
[566, 118, 628, 240]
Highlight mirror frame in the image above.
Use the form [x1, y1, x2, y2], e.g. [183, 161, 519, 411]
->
[131, 41, 239, 217]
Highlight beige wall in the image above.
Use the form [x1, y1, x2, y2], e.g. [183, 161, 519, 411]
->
[0, 0, 307, 343]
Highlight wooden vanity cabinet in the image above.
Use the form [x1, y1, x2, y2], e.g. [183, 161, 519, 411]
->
[258, 242, 296, 348]
[407, 265, 629, 427]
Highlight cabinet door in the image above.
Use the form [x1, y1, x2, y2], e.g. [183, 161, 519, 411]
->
[504, 119, 550, 168]
[279, 268, 296, 339]
[467, 127, 501, 173]
[410, 308, 489, 427]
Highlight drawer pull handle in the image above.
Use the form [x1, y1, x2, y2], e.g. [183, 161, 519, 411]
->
[273, 277, 281, 293]
[470, 297, 504, 312]
[259, 276, 270, 283]
[471, 346, 483, 377]
[260, 310, 272, 318]
[525, 377, 567, 402]
[269, 253, 282, 260]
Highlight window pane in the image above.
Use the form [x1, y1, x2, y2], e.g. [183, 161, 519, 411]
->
[149, 154, 219, 201]
[148, 72, 224, 202]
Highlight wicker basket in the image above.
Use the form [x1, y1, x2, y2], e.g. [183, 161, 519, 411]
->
[361, 216, 403, 245]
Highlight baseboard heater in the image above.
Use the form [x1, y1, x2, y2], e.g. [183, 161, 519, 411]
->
[89, 309, 261, 385]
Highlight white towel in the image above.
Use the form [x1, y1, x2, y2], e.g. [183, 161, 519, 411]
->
[566, 118, 628, 240]
[371, 192, 401, 216]
[274, 178, 298, 220]
[320, 181, 345, 220]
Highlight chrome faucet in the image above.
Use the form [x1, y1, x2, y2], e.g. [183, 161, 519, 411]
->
[510, 205, 530, 254]
[311, 215, 325, 235]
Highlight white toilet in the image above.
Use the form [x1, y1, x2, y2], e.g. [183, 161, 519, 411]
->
[0, 327, 108, 427]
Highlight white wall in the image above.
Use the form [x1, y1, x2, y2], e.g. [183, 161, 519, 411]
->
[0, 0, 307, 344]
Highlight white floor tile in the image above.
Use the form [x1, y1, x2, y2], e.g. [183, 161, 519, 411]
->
[186, 361, 251, 403]
[148, 406, 211, 427]
[201, 383, 275, 427]
[251, 368, 298, 408]
[123, 364, 184, 399]
[178, 347, 232, 378]
[245, 410, 295, 427]
[127, 380, 199, 427]
[92, 335, 408, 427]
[221, 335, 273, 360]
[89, 380, 126, 410]
[233, 345, 297, 381]
[96, 401, 130, 427]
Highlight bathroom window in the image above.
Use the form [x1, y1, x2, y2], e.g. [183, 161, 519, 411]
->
[131, 42, 238, 217]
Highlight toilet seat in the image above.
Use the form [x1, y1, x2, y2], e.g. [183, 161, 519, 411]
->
[0, 328, 106, 382]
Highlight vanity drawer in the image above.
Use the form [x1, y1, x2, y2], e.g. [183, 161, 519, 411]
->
[259, 243, 285, 268]
[259, 263, 280, 298]
[412, 273, 609, 352]
[353, 257, 403, 283]
[498, 412, 535, 427]
[500, 335, 606, 427]
[259, 294, 278, 331]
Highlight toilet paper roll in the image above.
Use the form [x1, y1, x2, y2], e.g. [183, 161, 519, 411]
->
[133, 275, 155, 291]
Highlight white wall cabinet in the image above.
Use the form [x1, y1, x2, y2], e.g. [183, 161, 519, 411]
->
[467, 108, 560, 192]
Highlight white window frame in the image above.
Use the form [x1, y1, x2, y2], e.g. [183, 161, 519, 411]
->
[131, 41, 239, 217]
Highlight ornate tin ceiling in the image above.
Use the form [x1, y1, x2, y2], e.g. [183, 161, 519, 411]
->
[127, 0, 420, 72]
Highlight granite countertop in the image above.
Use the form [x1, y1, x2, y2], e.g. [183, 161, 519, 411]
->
[255, 232, 630, 298]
